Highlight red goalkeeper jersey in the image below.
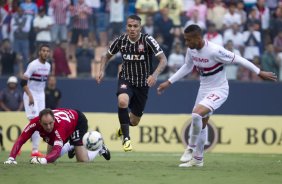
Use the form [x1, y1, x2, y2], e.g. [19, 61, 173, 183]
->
[9, 108, 79, 163]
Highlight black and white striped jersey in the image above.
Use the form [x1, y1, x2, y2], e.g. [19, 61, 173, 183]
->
[108, 33, 163, 87]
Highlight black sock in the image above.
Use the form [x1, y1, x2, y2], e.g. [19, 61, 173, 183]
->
[118, 108, 130, 140]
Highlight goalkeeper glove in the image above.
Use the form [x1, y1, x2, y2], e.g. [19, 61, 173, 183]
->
[4, 157, 17, 164]
[30, 157, 47, 164]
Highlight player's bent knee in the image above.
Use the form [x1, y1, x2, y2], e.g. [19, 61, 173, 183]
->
[191, 113, 202, 121]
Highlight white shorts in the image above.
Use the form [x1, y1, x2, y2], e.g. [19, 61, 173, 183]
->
[194, 87, 229, 115]
[23, 92, 45, 120]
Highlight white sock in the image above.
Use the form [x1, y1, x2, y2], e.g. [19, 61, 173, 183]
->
[87, 147, 101, 161]
[194, 126, 207, 160]
[60, 142, 74, 157]
[188, 113, 203, 150]
[31, 131, 40, 153]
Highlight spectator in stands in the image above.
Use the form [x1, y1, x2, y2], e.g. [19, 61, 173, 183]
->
[52, 41, 71, 77]
[2, 0, 18, 41]
[11, 6, 31, 67]
[168, 42, 185, 77]
[94, 0, 110, 47]
[75, 40, 94, 78]
[185, 9, 206, 31]
[135, 0, 159, 26]
[0, 38, 22, 76]
[48, 0, 70, 43]
[223, 23, 244, 54]
[0, 2, 8, 41]
[20, 0, 38, 56]
[273, 31, 282, 54]
[246, 7, 261, 31]
[224, 40, 240, 80]
[207, 0, 227, 31]
[186, 0, 207, 24]
[155, 8, 174, 54]
[84, 0, 99, 46]
[69, 0, 92, 59]
[204, 22, 223, 46]
[0, 76, 23, 111]
[33, 7, 53, 48]
[108, 0, 125, 41]
[253, 0, 270, 42]
[223, 2, 242, 31]
[45, 75, 61, 109]
[261, 43, 280, 76]
[243, 22, 261, 61]
[142, 15, 155, 36]
[159, 0, 184, 27]
[269, 5, 282, 41]
[236, 1, 247, 29]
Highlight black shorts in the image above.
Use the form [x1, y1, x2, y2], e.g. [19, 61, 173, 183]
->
[71, 29, 89, 44]
[116, 79, 149, 117]
[69, 110, 88, 146]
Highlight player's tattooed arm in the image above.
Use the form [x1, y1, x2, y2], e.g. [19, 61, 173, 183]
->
[152, 53, 168, 79]
[96, 52, 113, 84]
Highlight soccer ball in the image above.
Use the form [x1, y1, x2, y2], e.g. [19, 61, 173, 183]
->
[82, 131, 103, 151]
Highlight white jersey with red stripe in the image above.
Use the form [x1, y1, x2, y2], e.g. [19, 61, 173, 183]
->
[169, 40, 260, 89]
[187, 40, 234, 89]
[168, 40, 260, 112]
[24, 59, 51, 93]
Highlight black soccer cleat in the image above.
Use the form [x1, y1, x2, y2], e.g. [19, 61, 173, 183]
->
[68, 149, 75, 159]
[101, 144, 111, 161]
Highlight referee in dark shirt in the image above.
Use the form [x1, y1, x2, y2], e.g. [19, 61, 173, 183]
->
[96, 14, 168, 152]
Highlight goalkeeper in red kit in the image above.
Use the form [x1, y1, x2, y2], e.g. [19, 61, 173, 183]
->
[3, 108, 110, 164]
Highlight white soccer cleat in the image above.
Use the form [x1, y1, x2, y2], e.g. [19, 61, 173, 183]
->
[180, 148, 193, 162]
[179, 158, 204, 168]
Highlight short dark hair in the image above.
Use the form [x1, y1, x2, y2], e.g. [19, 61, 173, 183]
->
[184, 24, 202, 35]
[39, 44, 50, 51]
[39, 108, 54, 120]
[127, 14, 142, 22]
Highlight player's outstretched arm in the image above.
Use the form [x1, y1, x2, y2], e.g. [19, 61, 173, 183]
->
[258, 71, 277, 81]
[157, 80, 172, 95]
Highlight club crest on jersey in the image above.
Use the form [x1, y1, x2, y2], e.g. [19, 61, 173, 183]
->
[138, 43, 144, 52]
[123, 54, 145, 60]
[120, 84, 127, 89]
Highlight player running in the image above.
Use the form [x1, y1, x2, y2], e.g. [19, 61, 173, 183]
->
[157, 24, 277, 167]
[4, 108, 110, 164]
[96, 15, 167, 152]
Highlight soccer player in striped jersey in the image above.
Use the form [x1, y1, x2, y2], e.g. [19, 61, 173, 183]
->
[157, 24, 277, 167]
[96, 14, 168, 152]
[21, 44, 51, 157]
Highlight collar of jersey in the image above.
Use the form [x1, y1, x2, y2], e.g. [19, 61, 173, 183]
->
[128, 33, 141, 43]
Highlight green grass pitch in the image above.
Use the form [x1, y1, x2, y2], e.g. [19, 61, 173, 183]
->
[1, 151, 281, 184]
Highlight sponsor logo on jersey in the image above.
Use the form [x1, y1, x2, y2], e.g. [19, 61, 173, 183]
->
[218, 50, 233, 59]
[181, 119, 217, 152]
[192, 56, 209, 63]
[148, 36, 160, 50]
[123, 54, 145, 60]
[24, 123, 36, 132]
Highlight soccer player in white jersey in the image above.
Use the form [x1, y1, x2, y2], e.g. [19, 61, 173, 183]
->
[20, 44, 51, 157]
[157, 25, 277, 168]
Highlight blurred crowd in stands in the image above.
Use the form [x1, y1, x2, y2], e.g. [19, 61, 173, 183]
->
[0, 0, 282, 81]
